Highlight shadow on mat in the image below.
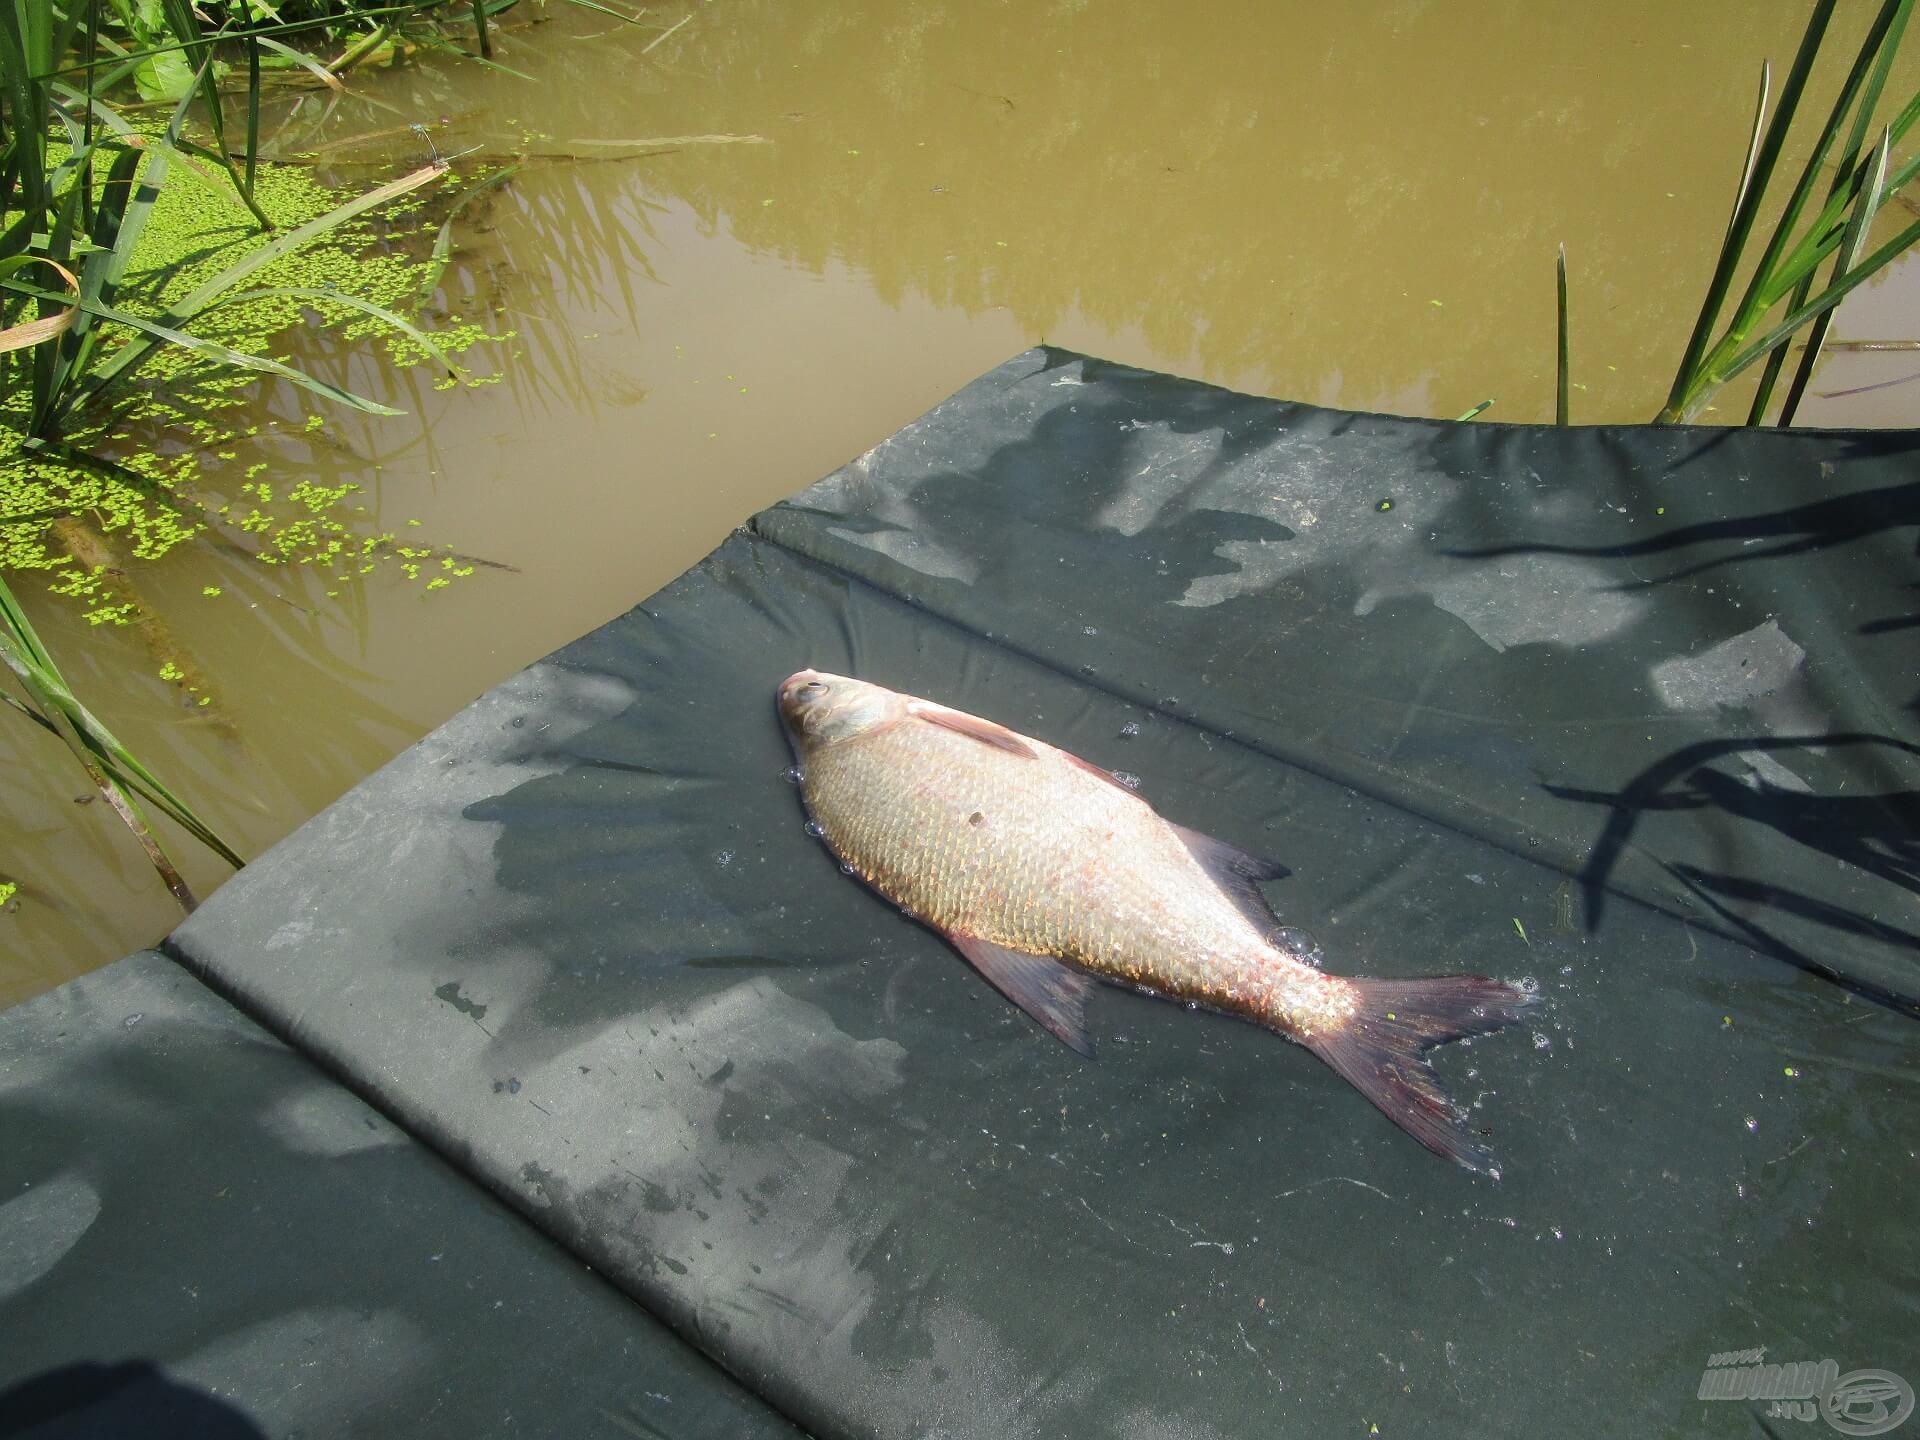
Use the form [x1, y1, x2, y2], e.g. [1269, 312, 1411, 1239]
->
[1544, 732, 1920, 1010]
[1440, 451, 1920, 592]
[0, 1361, 265, 1440]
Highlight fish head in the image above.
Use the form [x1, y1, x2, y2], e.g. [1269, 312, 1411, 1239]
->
[777, 670, 904, 753]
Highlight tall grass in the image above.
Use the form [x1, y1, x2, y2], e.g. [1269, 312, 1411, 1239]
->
[0, 0, 496, 908]
[0, 568, 242, 911]
[1658, 0, 1920, 424]
[1555, 243, 1570, 425]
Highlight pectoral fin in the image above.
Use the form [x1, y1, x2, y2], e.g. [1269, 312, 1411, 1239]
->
[948, 935, 1094, 1056]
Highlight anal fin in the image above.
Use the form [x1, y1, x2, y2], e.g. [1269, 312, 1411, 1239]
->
[948, 934, 1094, 1057]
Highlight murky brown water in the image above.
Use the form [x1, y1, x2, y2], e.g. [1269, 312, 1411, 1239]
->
[4, 0, 1915, 1006]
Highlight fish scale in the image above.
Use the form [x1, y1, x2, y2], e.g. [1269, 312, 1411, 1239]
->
[811, 720, 1235, 979]
[779, 669, 1541, 1173]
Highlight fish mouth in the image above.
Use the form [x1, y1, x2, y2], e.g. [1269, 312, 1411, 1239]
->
[778, 668, 822, 706]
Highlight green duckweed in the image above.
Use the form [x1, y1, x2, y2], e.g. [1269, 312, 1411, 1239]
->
[1, 137, 512, 620]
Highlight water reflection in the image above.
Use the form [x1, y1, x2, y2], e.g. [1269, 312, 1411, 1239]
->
[366, 0, 1911, 421]
[0, 562, 418, 1008]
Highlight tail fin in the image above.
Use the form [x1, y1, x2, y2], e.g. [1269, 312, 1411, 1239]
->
[1302, 975, 1539, 1175]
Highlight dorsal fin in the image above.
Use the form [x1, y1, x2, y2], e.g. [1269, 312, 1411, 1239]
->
[1170, 821, 1289, 934]
[907, 701, 1037, 758]
[947, 934, 1094, 1056]
[1062, 750, 1147, 796]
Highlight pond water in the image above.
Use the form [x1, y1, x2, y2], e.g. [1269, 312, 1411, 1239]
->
[2, 0, 1915, 1003]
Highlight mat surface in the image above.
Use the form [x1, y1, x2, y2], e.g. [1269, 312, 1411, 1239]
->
[0, 950, 804, 1439]
[167, 349, 1919, 1438]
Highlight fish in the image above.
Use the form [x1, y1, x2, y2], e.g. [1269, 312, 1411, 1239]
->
[777, 669, 1540, 1173]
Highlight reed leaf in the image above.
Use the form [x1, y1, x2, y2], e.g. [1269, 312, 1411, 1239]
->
[203, 283, 459, 375]
[0, 255, 77, 352]
[0, 570, 244, 882]
[1727, 2, 1903, 320]
[1685, 203, 1920, 413]
[1768, 133, 1892, 425]
[1555, 243, 1570, 426]
[1657, 0, 1920, 424]
[566, 0, 654, 25]
[327, 22, 394, 76]
[244, 33, 260, 196]
[412, 28, 533, 80]
[49, 139, 152, 418]
[1699, 0, 1910, 420]
[0, 274, 409, 414]
[1661, 57, 1782, 413]
[254, 34, 346, 92]
[0, 644, 201, 911]
[415, 159, 517, 307]
[1775, 1, 1915, 423]
[1661, 1, 1837, 418]
[149, 6, 273, 230]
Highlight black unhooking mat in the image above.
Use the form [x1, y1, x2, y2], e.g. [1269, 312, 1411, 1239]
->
[0, 950, 803, 1439]
[163, 348, 1917, 1438]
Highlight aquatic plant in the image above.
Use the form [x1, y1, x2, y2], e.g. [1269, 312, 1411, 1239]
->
[0, 567, 242, 910]
[0, 0, 520, 908]
[1658, 0, 1920, 424]
[1556, 244, 1570, 426]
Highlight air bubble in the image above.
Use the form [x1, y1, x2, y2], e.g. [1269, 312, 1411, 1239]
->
[782, 766, 805, 785]
[1531, 1032, 1551, 1049]
[1113, 771, 1143, 790]
[839, 861, 857, 876]
[1083, 626, 1099, 637]
[804, 819, 826, 838]
[1119, 721, 1141, 738]
[1272, 927, 1324, 968]
[1516, 976, 1540, 995]
[1744, 1115, 1758, 1133]
[715, 850, 735, 868]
